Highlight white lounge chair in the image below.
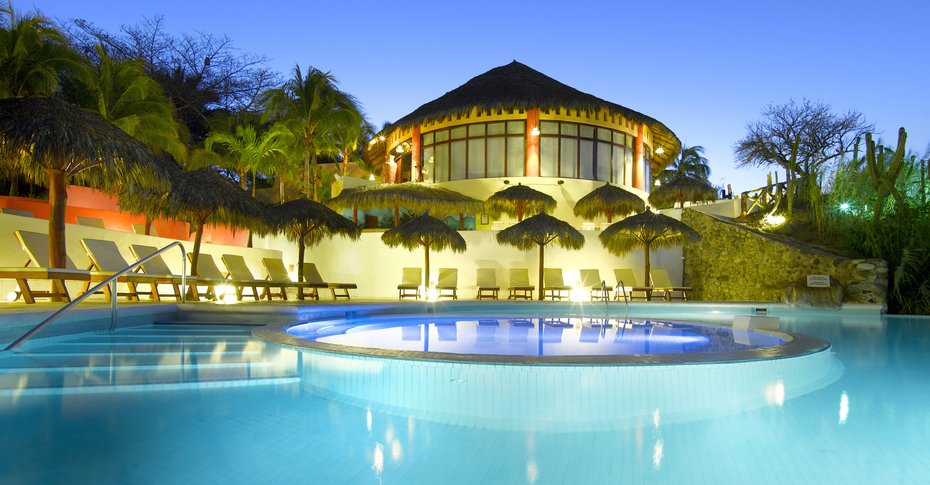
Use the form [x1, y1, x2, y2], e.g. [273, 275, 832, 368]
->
[436, 268, 458, 300]
[302, 263, 357, 300]
[507, 268, 534, 300]
[542, 268, 571, 301]
[651, 268, 692, 301]
[476, 268, 499, 300]
[398, 267, 421, 300]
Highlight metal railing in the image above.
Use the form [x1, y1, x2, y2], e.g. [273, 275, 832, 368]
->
[4, 241, 187, 351]
[615, 280, 630, 320]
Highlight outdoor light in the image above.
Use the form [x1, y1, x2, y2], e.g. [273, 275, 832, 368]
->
[6, 290, 18, 302]
[369, 174, 376, 180]
[839, 202, 851, 211]
[396, 145, 404, 154]
[378, 135, 386, 142]
[503, 179, 511, 185]
[557, 180, 564, 185]
[530, 126, 540, 136]
[655, 147, 665, 155]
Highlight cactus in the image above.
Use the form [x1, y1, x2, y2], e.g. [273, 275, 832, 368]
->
[865, 127, 908, 221]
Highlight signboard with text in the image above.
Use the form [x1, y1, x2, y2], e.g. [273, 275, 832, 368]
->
[806, 275, 831, 288]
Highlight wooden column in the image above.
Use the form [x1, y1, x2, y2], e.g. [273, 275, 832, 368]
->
[410, 125, 421, 182]
[633, 124, 645, 191]
[525, 108, 540, 177]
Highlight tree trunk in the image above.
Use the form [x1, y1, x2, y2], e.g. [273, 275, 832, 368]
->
[190, 219, 205, 277]
[238, 170, 247, 190]
[517, 203, 524, 222]
[643, 242, 651, 288]
[393, 203, 400, 227]
[311, 152, 319, 201]
[47, 168, 68, 270]
[144, 216, 153, 236]
[537, 242, 545, 301]
[459, 213, 464, 230]
[423, 243, 430, 292]
[304, 153, 311, 199]
[279, 176, 286, 203]
[606, 210, 613, 224]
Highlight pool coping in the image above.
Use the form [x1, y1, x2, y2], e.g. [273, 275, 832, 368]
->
[253, 312, 832, 366]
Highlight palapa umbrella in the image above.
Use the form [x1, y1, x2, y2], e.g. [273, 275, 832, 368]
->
[381, 214, 466, 288]
[485, 183, 557, 222]
[599, 208, 701, 287]
[164, 168, 266, 276]
[329, 182, 483, 228]
[496, 213, 585, 300]
[0, 97, 175, 269]
[648, 175, 716, 209]
[573, 182, 645, 223]
[266, 197, 361, 282]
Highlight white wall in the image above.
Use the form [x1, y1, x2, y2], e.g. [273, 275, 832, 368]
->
[258, 229, 683, 299]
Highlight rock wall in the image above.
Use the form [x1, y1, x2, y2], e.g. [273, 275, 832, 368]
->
[681, 209, 887, 306]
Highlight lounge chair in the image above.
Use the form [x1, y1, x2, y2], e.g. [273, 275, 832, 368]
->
[132, 224, 157, 237]
[650, 268, 692, 301]
[262, 258, 321, 301]
[127, 244, 196, 301]
[0, 230, 92, 303]
[302, 263, 357, 300]
[613, 268, 652, 301]
[1, 208, 34, 218]
[436, 268, 458, 300]
[221, 254, 287, 301]
[507, 268, 534, 300]
[80, 238, 167, 301]
[542, 268, 571, 301]
[398, 267, 421, 300]
[476, 268, 499, 300]
[75, 216, 105, 228]
[579, 269, 609, 301]
[189, 253, 250, 301]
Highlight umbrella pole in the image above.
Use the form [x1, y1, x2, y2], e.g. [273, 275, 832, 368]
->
[643, 241, 651, 289]
[423, 243, 430, 294]
[394, 203, 400, 227]
[191, 219, 205, 278]
[46, 168, 68, 271]
[459, 213, 464, 230]
[297, 234, 306, 300]
[353, 206, 358, 224]
[538, 243, 545, 301]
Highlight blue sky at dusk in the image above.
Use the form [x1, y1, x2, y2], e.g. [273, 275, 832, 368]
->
[33, 0, 930, 192]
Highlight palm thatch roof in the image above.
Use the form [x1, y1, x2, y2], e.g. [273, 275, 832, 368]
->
[599, 208, 701, 255]
[385, 61, 680, 168]
[648, 175, 717, 209]
[381, 214, 466, 252]
[166, 168, 267, 230]
[0, 97, 176, 190]
[573, 183, 645, 223]
[267, 197, 361, 243]
[328, 182, 484, 215]
[496, 212, 585, 250]
[485, 183, 557, 220]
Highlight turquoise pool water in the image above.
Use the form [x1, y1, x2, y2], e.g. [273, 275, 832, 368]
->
[1, 308, 928, 483]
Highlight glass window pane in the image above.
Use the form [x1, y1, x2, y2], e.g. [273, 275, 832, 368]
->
[467, 138, 485, 178]
[540, 121, 559, 135]
[435, 143, 450, 182]
[597, 142, 611, 181]
[560, 138, 577, 178]
[597, 128, 612, 141]
[613, 131, 625, 145]
[560, 123, 578, 136]
[451, 141, 467, 180]
[625, 143, 634, 186]
[612, 145, 623, 185]
[580, 140, 595, 179]
[468, 124, 486, 137]
[451, 126, 467, 139]
[626, 134, 634, 147]
[507, 121, 525, 134]
[487, 122, 505, 135]
[422, 132, 434, 145]
[435, 130, 449, 142]
[487, 137, 505, 177]
[540, 137, 558, 177]
[422, 146, 434, 183]
[579, 125, 595, 138]
[506, 136, 525, 176]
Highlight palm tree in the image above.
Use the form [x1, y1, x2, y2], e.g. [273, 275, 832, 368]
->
[656, 145, 711, 185]
[0, 3, 86, 99]
[332, 112, 372, 177]
[262, 65, 363, 201]
[204, 122, 291, 194]
[66, 45, 188, 162]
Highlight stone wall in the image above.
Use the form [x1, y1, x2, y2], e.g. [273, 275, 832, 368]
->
[681, 209, 887, 306]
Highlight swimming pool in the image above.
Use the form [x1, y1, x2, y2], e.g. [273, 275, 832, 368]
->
[1, 303, 928, 483]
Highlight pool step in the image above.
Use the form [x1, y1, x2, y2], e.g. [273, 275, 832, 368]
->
[0, 324, 300, 396]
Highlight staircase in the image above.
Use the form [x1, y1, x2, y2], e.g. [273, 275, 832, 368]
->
[0, 323, 300, 396]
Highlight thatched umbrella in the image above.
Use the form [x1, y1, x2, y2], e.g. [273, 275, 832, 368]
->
[599, 208, 701, 287]
[485, 183, 557, 222]
[496, 213, 585, 300]
[266, 197, 361, 282]
[164, 168, 266, 276]
[329, 182, 483, 228]
[381, 214, 466, 288]
[0, 97, 175, 269]
[573, 182, 645, 223]
[648, 175, 717, 209]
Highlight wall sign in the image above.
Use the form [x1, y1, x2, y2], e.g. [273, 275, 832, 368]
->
[806, 275, 831, 288]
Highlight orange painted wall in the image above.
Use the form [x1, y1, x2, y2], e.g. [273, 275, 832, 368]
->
[0, 187, 248, 246]
[525, 108, 540, 177]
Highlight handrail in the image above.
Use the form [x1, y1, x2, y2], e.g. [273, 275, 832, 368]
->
[4, 241, 187, 351]
[616, 280, 630, 320]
